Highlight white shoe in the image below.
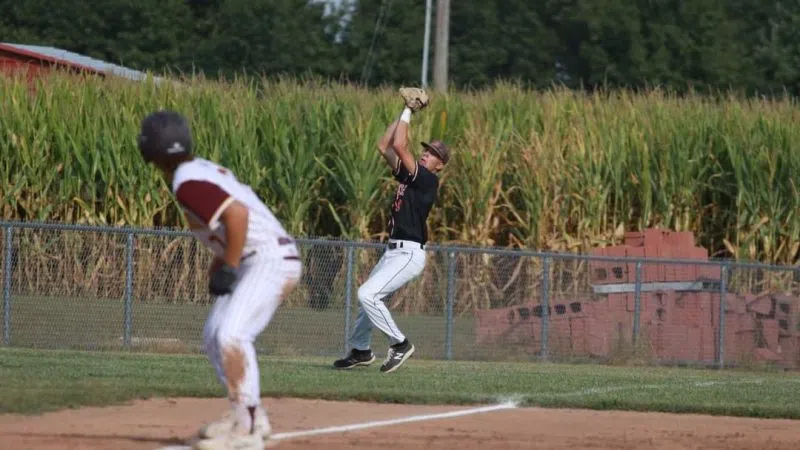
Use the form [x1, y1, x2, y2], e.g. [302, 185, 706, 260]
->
[199, 406, 272, 439]
[192, 433, 265, 450]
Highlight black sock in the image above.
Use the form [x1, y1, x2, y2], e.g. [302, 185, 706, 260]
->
[247, 406, 256, 434]
[392, 339, 408, 349]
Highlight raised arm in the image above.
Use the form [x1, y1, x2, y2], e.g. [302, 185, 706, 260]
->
[377, 120, 402, 171]
[377, 108, 416, 175]
[392, 108, 417, 175]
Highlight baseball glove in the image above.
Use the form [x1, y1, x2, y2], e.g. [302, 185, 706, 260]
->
[399, 87, 429, 112]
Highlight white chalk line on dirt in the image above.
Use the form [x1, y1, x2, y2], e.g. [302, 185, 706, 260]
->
[270, 401, 518, 441]
[156, 401, 517, 449]
[157, 379, 773, 449]
[515, 378, 765, 400]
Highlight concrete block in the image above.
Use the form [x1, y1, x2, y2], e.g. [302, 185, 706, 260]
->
[570, 317, 588, 355]
[754, 347, 782, 363]
[624, 231, 644, 247]
[746, 294, 774, 316]
[663, 231, 696, 250]
[761, 319, 780, 351]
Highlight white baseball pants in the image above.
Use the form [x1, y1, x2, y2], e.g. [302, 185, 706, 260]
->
[350, 240, 426, 350]
[202, 237, 302, 413]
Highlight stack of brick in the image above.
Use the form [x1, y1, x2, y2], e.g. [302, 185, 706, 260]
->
[712, 293, 800, 366]
[581, 228, 719, 361]
[473, 228, 800, 367]
[589, 228, 718, 284]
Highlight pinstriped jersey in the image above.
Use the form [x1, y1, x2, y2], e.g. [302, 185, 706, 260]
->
[171, 157, 289, 258]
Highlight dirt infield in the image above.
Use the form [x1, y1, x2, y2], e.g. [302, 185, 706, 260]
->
[1, 397, 799, 450]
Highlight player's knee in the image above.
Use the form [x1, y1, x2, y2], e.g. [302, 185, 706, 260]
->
[357, 284, 375, 304]
[215, 327, 237, 348]
[203, 329, 217, 356]
[215, 321, 251, 349]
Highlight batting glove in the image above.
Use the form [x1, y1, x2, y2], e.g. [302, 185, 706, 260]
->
[209, 263, 237, 296]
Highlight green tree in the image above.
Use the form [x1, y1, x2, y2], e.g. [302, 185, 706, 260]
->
[336, 0, 427, 87]
[449, 0, 561, 89]
[545, 0, 646, 90]
[0, 0, 194, 72]
[188, 0, 342, 79]
[730, 0, 800, 96]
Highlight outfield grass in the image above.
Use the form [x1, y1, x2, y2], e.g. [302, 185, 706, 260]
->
[1, 348, 798, 420]
[5, 296, 477, 360]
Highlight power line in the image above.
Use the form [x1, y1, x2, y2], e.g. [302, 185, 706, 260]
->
[361, 0, 393, 85]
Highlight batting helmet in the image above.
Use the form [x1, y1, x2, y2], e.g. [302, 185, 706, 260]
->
[137, 110, 193, 163]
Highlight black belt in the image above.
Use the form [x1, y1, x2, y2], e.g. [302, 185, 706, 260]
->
[388, 241, 425, 250]
[240, 237, 300, 262]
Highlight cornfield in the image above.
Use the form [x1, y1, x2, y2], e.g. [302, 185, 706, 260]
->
[3, 70, 800, 267]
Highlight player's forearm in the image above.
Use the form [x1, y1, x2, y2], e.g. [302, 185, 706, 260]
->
[220, 203, 248, 268]
[392, 120, 416, 173]
[208, 256, 224, 276]
[378, 120, 401, 155]
[382, 147, 400, 170]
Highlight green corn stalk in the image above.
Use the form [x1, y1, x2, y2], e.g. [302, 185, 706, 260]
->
[4, 70, 800, 275]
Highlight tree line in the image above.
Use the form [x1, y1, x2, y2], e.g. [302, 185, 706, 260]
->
[1, 0, 799, 96]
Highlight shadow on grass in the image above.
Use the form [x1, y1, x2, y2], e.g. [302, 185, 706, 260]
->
[5, 432, 186, 446]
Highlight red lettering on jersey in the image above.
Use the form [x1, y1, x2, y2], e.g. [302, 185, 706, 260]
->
[393, 184, 407, 212]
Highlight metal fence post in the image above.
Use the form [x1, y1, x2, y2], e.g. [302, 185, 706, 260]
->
[3, 226, 13, 346]
[632, 261, 643, 347]
[444, 251, 457, 360]
[123, 232, 135, 349]
[717, 264, 729, 369]
[343, 245, 355, 354]
[541, 256, 551, 360]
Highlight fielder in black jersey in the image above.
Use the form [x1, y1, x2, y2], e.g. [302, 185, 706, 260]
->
[334, 87, 451, 373]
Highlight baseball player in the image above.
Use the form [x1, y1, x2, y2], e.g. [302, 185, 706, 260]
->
[333, 87, 450, 373]
[137, 110, 302, 450]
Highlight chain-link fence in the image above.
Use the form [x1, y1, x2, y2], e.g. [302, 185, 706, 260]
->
[2, 220, 800, 369]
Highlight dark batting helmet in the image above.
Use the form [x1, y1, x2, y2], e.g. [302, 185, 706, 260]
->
[137, 110, 193, 163]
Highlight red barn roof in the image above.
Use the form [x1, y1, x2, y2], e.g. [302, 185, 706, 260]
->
[0, 42, 166, 83]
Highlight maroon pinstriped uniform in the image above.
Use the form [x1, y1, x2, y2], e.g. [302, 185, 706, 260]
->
[173, 157, 301, 429]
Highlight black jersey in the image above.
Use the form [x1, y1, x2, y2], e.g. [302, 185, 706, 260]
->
[388, 161, 439, 244]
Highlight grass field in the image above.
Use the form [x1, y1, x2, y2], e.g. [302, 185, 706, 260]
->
[3, 296, 477, 360]
[1, 348, 799, 420]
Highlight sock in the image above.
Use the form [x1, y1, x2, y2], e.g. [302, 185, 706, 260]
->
[247, 406, 256, 434]
[233, 402, 256, 435]
[400, 107, 412, 124]
[392, 338, 408, 349]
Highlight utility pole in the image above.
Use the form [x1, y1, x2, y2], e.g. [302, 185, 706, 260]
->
[421, 0, 433, 87]
[433, 0, 449, 92]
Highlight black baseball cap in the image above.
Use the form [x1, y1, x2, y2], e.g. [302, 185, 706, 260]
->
[137, 110, 193, 163]
[421, 140, 450, 164]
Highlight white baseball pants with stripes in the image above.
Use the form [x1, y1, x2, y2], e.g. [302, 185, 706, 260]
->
[202, 237, 302, 413]
[350, 241, 426, 350]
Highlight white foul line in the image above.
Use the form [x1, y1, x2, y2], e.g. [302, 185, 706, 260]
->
[531, 378, 765, 399]
[270, 401, 518, 441]
[155, 402, 517, 450]
[157, 379, 773, 449]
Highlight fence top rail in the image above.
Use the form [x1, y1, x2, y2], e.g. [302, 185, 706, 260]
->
[2, 219, 798, 272]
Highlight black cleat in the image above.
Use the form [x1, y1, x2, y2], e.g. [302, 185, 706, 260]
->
[380, 341, 415, 373]
[333, 349, 376, 369]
